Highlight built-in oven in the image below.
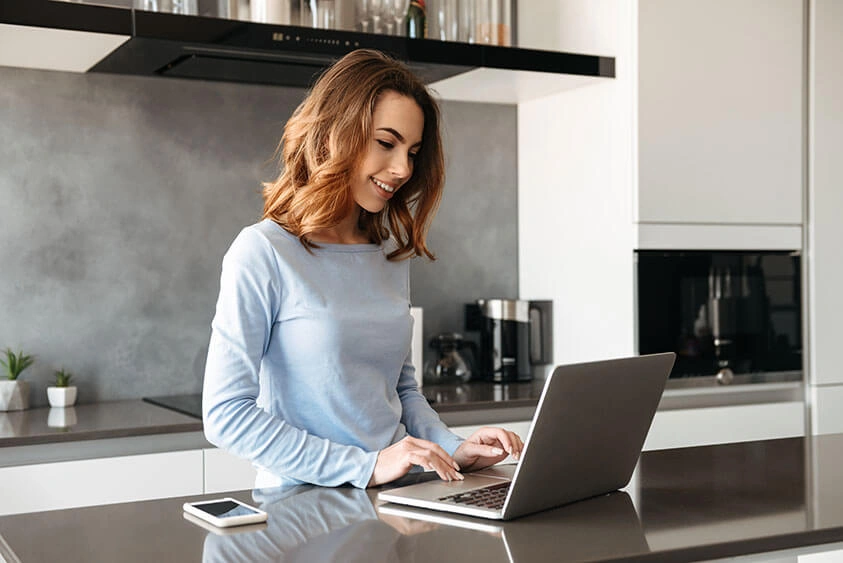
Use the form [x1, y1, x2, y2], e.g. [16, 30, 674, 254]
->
[636, 250, 802, 386]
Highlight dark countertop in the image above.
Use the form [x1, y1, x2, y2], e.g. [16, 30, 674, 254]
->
[2, 433, 843, 562]
[0, 400, 202, 448]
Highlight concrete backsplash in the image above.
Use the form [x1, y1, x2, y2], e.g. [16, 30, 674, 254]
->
[0, 67, 517, 406]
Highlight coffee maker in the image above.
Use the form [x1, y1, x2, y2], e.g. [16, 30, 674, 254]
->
[465, 299, 553, 382]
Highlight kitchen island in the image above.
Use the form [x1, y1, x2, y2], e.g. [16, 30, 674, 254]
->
[1, 433, 842, 562]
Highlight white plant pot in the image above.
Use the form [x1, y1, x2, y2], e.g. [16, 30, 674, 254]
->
[0, 380, 30, 411]
[48, 406, 78, 428]
[47, 386, 78, 408]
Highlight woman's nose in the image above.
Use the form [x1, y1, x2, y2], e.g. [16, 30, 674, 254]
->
[390, 154, 412, 180]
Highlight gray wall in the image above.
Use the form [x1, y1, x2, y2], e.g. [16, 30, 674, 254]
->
[0, 67, 517, 407]
[412, 102, 519, 369]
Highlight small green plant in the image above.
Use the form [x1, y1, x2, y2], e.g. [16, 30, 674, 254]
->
[1, 349, 35, 381]
[54, 368, 73, 388]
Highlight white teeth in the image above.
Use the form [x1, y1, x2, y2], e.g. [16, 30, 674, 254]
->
[372, 177, 395, 193]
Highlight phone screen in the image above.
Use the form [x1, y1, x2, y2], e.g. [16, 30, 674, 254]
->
[194, 500, 259, 519]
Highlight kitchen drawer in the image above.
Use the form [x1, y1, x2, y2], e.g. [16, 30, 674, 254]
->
[0, 450, 203, 516]
[203, 448, 257, 494]
[643, 402, 805, 451]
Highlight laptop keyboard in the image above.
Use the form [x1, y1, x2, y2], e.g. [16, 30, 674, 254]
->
[438, 481, 511, 510]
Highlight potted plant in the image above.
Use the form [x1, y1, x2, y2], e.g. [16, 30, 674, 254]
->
[0, 348, 35, 412]
[47, 368, 78, 408]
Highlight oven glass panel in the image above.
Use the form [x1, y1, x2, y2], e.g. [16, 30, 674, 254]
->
[636, 251, 802, 379]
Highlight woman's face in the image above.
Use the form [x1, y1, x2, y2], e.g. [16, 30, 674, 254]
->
[351, 90, 424, 214]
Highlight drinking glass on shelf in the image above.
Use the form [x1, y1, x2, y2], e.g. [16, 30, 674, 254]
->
[301, 0, 336, 29]
[385, 0, 410, 36]
[252, 0, 293, 24]
[474, 0, 510, 46]
[374, 0, 388, 33]
[356, 0, 385, 33]
[171, 0, 197, 14]
[317, 0, 336, 29]
[134, 0, 197, 14]
[458, 0, 475, 43]
[355, 0, 372, 32]
[433, 0, 457, 41]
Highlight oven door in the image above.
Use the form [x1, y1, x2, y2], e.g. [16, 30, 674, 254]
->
[636, 250, 802, 386]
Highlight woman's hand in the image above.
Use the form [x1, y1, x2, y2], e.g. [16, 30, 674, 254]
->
[368, 436, 464, 487]
[453, 427, 524, 473]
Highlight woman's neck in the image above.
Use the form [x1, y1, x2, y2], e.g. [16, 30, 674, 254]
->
[308, 211, 370, 244]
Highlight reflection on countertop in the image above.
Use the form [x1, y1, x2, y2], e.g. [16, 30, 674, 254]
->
[421, 380, 545, 412]
[4, 434, 843, 562]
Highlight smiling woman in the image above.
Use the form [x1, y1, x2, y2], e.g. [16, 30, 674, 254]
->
[202, 48, 524, 491]
[261, 48, 444, 257]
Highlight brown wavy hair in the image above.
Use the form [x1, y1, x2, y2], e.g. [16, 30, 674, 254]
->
[262, 49, 445, 261]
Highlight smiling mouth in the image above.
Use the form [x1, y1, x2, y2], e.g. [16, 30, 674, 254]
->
[371, 177, 396, 193]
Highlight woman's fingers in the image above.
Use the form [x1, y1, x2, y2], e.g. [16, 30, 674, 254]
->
[513, 432, 525, 458]
[470, 427, 524, 459]
[405, 437, 463, 481]
[370, 436, 464, 486]
[408, 451, 463, 482]
[405, 436, 461, 471]
[459, 441, 508, 459]
[505, 430, 524, 458]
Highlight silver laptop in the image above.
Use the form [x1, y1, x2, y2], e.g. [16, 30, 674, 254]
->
[378, 353, 675, 521]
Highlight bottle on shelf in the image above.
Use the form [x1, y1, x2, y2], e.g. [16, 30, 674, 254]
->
[406, 0, 427, 38]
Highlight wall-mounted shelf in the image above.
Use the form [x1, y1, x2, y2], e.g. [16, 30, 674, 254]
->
[1, 0, 615, 103]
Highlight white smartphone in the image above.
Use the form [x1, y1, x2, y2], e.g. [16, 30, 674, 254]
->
[182, 497, 268, 528]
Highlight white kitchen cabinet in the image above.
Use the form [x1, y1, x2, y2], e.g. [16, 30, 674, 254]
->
[643, 401, 805, 451]
[810, 386, 843, 436]
[0, 450, 203, 516]
[203, 448, 258, 494]
[806, 0, 843, 436]
[519, 0, 804, 230]
[637, 0, 803, 227]
[809, 0, 843, 388]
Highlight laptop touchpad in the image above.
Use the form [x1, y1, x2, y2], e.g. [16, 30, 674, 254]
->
[472, 463, 518, 480]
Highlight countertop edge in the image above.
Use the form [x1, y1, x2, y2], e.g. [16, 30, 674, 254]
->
[649, 528, 843, 563]
[0, 421, 204, 448]
[0, 430, 211, 468]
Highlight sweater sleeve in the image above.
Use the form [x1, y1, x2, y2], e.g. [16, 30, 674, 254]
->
[202, 229, 378, 488]
[396, 329, 464, 456]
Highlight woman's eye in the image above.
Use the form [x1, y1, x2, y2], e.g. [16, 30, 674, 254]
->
[377, 140, 394, 149]
[409, 153, 418, 161]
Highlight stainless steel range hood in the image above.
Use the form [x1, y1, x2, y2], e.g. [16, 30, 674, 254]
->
[1, 1, 615, 103]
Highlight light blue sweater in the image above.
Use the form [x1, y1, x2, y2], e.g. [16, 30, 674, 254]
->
[202, 219, 463, 489]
